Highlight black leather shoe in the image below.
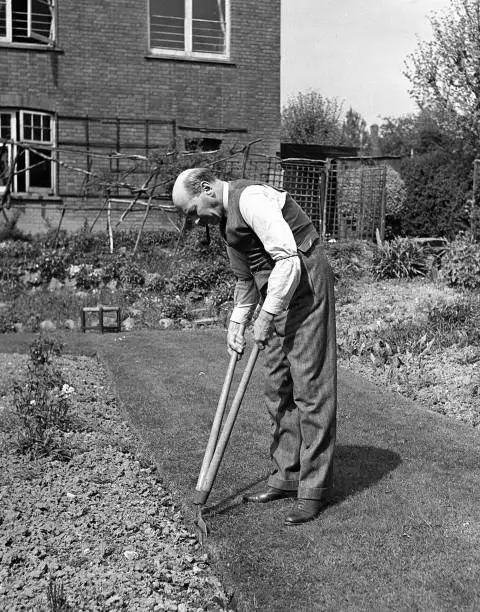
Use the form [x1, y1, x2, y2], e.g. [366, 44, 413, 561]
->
[284, 499, 325, 525]
[244, 486, 297, 503]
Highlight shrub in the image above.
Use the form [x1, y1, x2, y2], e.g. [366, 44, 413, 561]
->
[372, 237, 430, 279]
[399, 150, 473, 239]
[11, 336, 73, 459]
[39, 252, 69, 283]
[384, 166, 407, 217]
[168, 260, 233, 298]
[326, 240, 374, 280]
[427, 295, 480, 348]
[440, 232, 480, 289]
[119, 262, 145, 287]
[74, 265, 102, 290]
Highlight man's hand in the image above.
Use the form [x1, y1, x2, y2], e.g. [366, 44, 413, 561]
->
[227, 321, 246, 360]
[253, 309, 275, 350]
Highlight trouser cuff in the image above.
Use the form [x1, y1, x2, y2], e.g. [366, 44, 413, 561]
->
[297, 486, 330, 501]
[267, 475, 299, 491]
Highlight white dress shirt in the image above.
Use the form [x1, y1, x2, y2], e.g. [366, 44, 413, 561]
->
[227, 183, 302, 324]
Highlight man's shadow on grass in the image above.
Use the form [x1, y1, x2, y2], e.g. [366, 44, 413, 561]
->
[206, 445, 401, 516]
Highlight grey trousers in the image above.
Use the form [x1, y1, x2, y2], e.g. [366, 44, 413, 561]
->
[264, 243, 337, 500]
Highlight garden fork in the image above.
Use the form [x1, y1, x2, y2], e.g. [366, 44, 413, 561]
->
[194, 344, 260, 544]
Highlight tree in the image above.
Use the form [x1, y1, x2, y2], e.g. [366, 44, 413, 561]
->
[281, 91, 345, 144]
[378, 111, 456, 157]
[342, 108, 371, 152]
[404, 0, 480, 150]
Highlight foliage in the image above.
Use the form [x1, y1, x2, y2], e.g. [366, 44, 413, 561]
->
[0, 216, 31, 242]
[325, 240, 374, 281]
[281, 91, 346, 145]
[404, 0, 480, 147]
[372, 237, 430, 279]
[47, 578, 72, 612]
[10, 335, 73, 459]
[384, 165, 407, 217]
[342, 108, 372, 153]
[427, 293, 480, 347]
[398, 148, 473, 238]
[168, 259, 234, 302]
[338, 291, 480, 391]
[440, 231, 480, 288]
[39, 252, 69, 283]
[378, 111, 454, 157]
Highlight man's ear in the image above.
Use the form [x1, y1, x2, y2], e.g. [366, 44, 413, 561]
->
[200, 181, 215, 196]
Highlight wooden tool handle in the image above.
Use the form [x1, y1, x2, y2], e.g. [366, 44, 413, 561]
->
[196, 352, 237, 490]
[196, 345, 260, 502]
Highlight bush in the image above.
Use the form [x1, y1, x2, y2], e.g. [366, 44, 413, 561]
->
[168, 260, 233, 299]
[440, 232, 480, 289]
[399, 150, 472, 238]
[384, 166, 407, 217]
[372, 237, 430, 279]
[39, 251, 69, 283]
[326, 240, 374, 280]
[427, 295, 480, 348]
[10, 336, 73, 459]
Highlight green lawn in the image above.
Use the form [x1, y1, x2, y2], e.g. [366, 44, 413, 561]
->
[3, 329, 480, 611]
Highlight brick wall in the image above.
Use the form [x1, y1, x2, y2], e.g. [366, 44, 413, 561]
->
[0, 0, 281, 234]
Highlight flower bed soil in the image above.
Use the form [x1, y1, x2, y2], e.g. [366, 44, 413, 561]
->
[0, 354, 233, 612]
[336, 278, 480, 428]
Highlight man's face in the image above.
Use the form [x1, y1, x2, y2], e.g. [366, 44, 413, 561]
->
[188, 182, 222, 226]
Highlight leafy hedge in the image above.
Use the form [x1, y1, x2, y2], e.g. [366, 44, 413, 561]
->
[440, 232, 480, 289]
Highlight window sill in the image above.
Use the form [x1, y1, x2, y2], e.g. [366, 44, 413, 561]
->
[0, 42, 63, 53]
[145, 53, 236, 67]
[11, 194, 61, 201]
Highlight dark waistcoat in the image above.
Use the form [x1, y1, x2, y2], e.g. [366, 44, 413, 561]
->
[223, 180, 319, 276]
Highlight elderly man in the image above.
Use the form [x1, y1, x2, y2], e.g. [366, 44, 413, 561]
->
[172, 168, 337, 525]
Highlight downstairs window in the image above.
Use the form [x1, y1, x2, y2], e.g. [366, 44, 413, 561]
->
[0, 110, 55, 195]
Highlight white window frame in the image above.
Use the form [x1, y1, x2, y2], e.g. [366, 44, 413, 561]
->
[0, 109, 56, 195]
[149, 0, 230, 60]
[0, 0, 56, 45]
[0, 0, 12, 41]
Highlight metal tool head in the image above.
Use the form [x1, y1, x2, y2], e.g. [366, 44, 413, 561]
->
[195, 506, 209, 547]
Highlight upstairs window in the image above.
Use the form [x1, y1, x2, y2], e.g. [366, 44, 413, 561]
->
[0, 110, 55, 194]
[0, 0, 55, 45]
[149, 0, 229, 59]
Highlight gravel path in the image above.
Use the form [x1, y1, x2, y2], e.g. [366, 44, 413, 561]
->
[0, 354, 233, 611]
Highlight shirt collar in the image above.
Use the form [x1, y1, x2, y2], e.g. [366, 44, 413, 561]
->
[223, 181, 229, 209]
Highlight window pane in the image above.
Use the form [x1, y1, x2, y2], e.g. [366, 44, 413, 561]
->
[12, 0, 29, 42]
[29, 149, 52, 189]
[0, 113, 11, 139]
[22, 112, 51, 142]
[31, 0, 52, 39]
[192, 0, 226, 54]
[12, 0, 53, 43]
[0, 1, 6, 38]
[150, 0, 185, 50]
[16, 148, 26, 192]
[0, 145, 9, 187]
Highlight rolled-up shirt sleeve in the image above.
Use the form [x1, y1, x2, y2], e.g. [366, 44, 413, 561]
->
[226, 245, 259, 324]
[239, 185, 301, 315]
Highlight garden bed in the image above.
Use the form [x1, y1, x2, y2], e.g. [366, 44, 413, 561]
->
[0, 352, 234, 611]
[1, 230, 479, 609]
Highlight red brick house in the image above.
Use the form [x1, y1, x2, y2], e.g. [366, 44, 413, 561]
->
[0, 0, 281, 232]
